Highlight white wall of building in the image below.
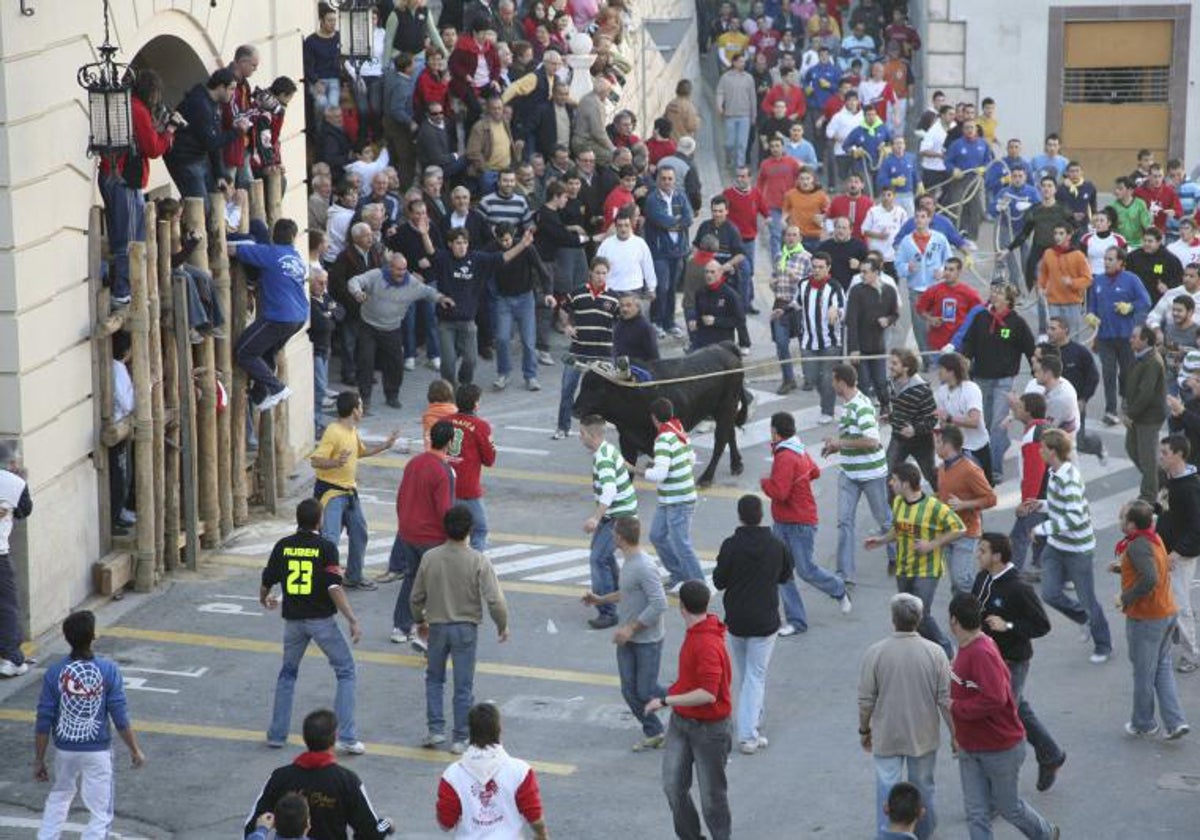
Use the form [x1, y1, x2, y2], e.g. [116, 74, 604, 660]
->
[942, 0, 1197, 164]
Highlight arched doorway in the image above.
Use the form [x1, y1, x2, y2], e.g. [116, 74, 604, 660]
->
[130, 34, 210, 112]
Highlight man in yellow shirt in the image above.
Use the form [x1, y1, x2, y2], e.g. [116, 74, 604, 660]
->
[310, 392, 399, 589]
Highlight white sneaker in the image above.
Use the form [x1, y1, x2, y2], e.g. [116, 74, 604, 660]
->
[818, 414, 834, 425]
[450, 740, 468, 755]
[390, 628, 406, 644]
[427, 357, 441, 371]
[537, 350, 556, 366]
[258, 386, 292, 412]
[493, 375, 509, 391]
[422, 733, 447, 749]
[1089, 652, 1110, 664]
[839, 593, 853, 615]
[526, 378, 541, 391]
[0, 659, 29, 677]
[1078, 623, 1092, 643]
[777, 624, 798, 637]
[404, 357, 416, 371]
[668, 326, 686, 338]
[411, 635, 429, 654]
[336, 739, 366, 755]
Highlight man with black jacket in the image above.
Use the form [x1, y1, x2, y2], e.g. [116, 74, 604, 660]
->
[1167, 353, 1200, 467]
[1046, 317, 1105, 461]
[1156, 435, 1200, 674]
[245, 708, 391, 840]
[971, 533, 1066, 792]
[713, 495, 794, 755]
[489, 223, 555, 391]
[886, 348, 939, 492]
[329, 223, 384, 386]
[166, 68, 249, 202]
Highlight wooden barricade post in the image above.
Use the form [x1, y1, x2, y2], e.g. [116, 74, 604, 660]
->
[207, 198, 234, 540]
[173, 270, 201, 571]
[182, 198, 219, 548]
[158, 217, 181, 570]
[230, 222, 250, 526]
[247, 180, 277, 514]
[127, 242, 155, 591]
[144, 203, 165, 579]
[87, 207, 113, 555]
[264, 172, 291, 500]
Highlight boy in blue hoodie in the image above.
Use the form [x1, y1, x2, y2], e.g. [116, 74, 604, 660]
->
[35, 610, 145, 839]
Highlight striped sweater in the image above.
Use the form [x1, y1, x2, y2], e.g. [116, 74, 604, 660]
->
[566, 285, 619, 360]
[839, 391, 888, 480]
[1033, 460, 1095, 553]
[797, 279, 845, 352]
[888, 375, 938, 438]
[645, 430, 697, 505]
[592, 440, 638, 517]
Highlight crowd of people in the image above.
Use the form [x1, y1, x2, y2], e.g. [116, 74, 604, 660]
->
[14, 0, 1200, 837]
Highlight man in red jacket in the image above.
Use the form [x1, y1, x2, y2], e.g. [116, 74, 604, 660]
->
[948, 594, 1060, 840]
[447, 383, 496, 551]
[391, 421, 456, 650]
[761, 411, 852, 636]
[646, 581, 733, 840]
[1009, 393, 1050, 576]
[827, 173, 874, 241]
[99, 68, 177, 309]
[723, 166, 768, 308]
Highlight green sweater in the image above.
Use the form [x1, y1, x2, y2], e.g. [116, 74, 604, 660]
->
[1124, 349, 1166, 425]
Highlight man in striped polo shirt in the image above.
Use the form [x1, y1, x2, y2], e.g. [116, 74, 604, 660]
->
[580, 414, 640, 629]
[823, 364, 896, 586]
[865, 463, 963, 658]
[798, 253, 846, 423]
[478, 170, 533, 233]
[1030, 429, 1113, 663]
[641, 398, 705, 588]
[553, 258, 619, 440]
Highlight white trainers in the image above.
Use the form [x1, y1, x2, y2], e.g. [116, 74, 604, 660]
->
[0, 659, 29, 677]
[1165, 723, 1191, 740]
[839, 593, 853, 615]
[1089, 652, 1110, 664]
[450, 740, 468, 755]
[1124, 721, 1160, 738]
[537, 350, 555, 366]
[427, 357, 441, 371]
[404, 357, 416, 371]
[526, 378, 541, 391]
[739, 736, 768, 754]
[493, 375, 510, 391]
[390, 628, 406, 644]
[258, 386, 292, 411]
[818, 414, 834, 425]
[336, 739, 366, 755]
[777, 624, 798, 637]
[422, 733, 447, 749]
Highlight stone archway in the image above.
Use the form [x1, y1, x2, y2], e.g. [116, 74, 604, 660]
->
[130, 34, 210, 112]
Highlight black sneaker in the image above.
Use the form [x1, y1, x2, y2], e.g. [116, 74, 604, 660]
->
[588, 615, 618, 630]
[1036, 753, 1065, 791]
[343, 578, 378, 591]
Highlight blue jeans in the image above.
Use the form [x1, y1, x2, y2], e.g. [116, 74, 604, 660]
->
[739, 239, 757, 307]
[268, 617, 357, 744]
[165, 156, 212, 202]
[906, 292, 929, 353]
[589, 518, 620, 619]
[458, 497, 488, 551]
[393, 541, 436, 633]
[773, 522, 845, 631]
[426, 621, 478, 741]
[771, 314, 799, 383]
[1040, 544, 1112, 655]
[652, 255, 685, 330]
[479, 169, 500, 195]
[801, 345, 840, 416]
[313, 352, 329, 437]
[616, 640, 665, 737]
[320, 493, 368, 584]
[724, 116, 751, 168]
[728, 633, 777, 743]
[495, 292, 538, 381]
[874, 751, 937, 840]
[946, 537, 978, 596]
[837, 473, 893, 582]
[976, 377, 1013, 480]
[958, 742, 1054, 840]
[402, 299, 441, 361]
[98, 173, 145, 300]
[438, 320, 478, 386]
[1127, 615, 1187, 733]
[650, 503, 704, 583]
[557, 363, 583, 434]
[767, 208, 784, 264]
[1006, 658, 1064, 767]
[897, 575, 954, 658]
[1008, 511, 1046, 571]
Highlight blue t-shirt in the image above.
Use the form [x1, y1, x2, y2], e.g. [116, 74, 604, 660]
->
[36, 654, 130, 752]
[234, 243, 310, 323]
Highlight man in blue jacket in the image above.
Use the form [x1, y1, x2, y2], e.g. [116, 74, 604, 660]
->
[892, 193, 968, 251]
[644, 166, 695, 337]
[35, 610, 145, 839]
[1088, 246, 1152, 424]
[165, 68, 250, 202]
[942, 120, 993, 239]
[876, 137, 921, 216]
[229, 218, 310, 410]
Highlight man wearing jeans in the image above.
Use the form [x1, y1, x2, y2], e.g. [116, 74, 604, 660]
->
[490, 223, 555, 391]
[310, 393, 399, 591]
[798, 254, 846, 422]
[714, 495, 793, 755]
[410, 505, 508, 754]
[859, 593, 953, 840]
[645, 582, 733, 840]
[1031, 429, 1113, 664]
[948, 593, 1059, 840]
[825, 364, 894, 586]
[644, 167, 695, 337]
[446, 384, 496, 552]
[935, 426, 996, 596]
[715, 52, 756, 170]
[553, 259, 619, 440]
[260, 499, 364, 754]
[865, 464, 963, 658]
[639, 398, 704, 587]
[1088, 246, 1151, 426]
[1155, 436, 1200, 674]
[583, 517, 668, 752]
[764, 411, 853, 636]
[579, 416, 639, 630]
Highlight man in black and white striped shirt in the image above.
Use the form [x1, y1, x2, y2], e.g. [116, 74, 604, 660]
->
[797, 252, 846, 423]
[478, 170, 532, 234]
[553, 257, 619, 440]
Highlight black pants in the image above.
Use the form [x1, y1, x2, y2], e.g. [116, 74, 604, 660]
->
[0, 553, 25, 666]
[355, 321, 405, 404]
[887, 434, 938, 492]
[108, 440, 130, 524]
[235, 319, 304, 404]
[337, 313, 360, 383]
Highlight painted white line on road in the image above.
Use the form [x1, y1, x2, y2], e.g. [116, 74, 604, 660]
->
[526, 563, 594, 582]
[492, 549, 590, 575]
[123, 678, 180, 695]
[506, 425, 557, 434]
[124, 666, 209, 678]
[485, 543, 545, 559]
[497, 445, 552, 456]
[0, 817, 149, 839]
[224, 540, 281, 556]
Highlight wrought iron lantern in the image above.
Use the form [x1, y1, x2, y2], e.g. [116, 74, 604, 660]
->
[332, 0, 375, 69]
[77, 0, 135, 158]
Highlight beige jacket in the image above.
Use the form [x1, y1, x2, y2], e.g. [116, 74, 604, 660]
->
[410, 541, 508, 631]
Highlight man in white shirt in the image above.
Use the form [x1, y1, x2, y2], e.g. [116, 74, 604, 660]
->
[1035, 355, 1080, 437]
[861, 187, 908, 274]
[1168, 217, 1200, 268]
[110, 332, 136, 534]
[919, 105, 953, 197]
[826, 91, 864, 185]
[597, 209, 658, 299]
[1146, 263, 1200, 331]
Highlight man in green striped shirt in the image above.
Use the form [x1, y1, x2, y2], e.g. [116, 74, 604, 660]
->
[581, 414, 640, 629]
[822, 364, 895, 585]
[639, 398, 704, 588]
[1030, 428, 1113, 663]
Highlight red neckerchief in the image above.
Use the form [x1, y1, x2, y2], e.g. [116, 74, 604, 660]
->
[658, 418, 688, 444]
[808, 274, 829, 289]
[586, 282, 606, 298]
[988, 304, 1009, 333]
[707, 276, 727, 291]
[1115, 527, 1164, 558]
[1052, 242, 1072, 255]
[294, 751, 338, 770]
[913, 229, 931, 254]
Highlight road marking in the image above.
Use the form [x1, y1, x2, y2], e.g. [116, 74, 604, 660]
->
[365, 526, 721, 561]
[124, 666, 209, 678]
[197, 602, 263, 617]
[123, 678, 179, 694]
[99, 626, 620, 688]
[0, 815, 149, 839]
[0, 709, 575, 776]
[505, 425, 557, 434]
[526, 563, 594, 582]
[491, 549, 590, 575]
[484, 543, 544, 559]
[496, 445, 551, 456]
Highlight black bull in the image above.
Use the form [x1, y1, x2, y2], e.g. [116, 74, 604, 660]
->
[572, 342, 752, 486]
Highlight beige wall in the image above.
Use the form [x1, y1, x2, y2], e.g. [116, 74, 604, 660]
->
[0, 0, 313, 636]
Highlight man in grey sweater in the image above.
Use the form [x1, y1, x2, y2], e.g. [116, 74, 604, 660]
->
[411, 504, 508, 754]
[348, 252, 453, 409]
[582, 516, 669, 751]
[715, 53, 757, 171]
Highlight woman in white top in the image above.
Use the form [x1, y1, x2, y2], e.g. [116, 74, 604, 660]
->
[934, 351, 993, 479]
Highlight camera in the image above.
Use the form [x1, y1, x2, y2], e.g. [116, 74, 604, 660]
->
[168, 111, 189, 129]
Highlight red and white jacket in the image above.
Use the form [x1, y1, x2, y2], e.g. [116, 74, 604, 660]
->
[437, 745, 543, 838]
[1018, 417, 1049, 502]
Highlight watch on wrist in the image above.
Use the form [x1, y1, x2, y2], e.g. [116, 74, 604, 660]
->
[1005, 621, 1014, 632]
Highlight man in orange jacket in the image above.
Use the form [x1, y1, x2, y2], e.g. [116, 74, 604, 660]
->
[1036, 224, 1092, 339]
